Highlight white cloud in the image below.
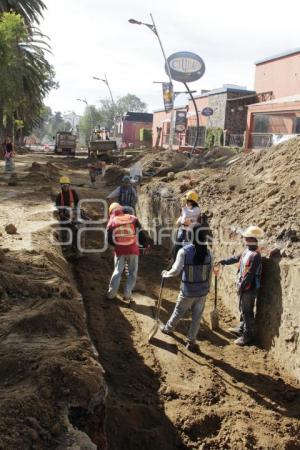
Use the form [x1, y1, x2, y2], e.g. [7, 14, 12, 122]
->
[41, 0, 300, 114]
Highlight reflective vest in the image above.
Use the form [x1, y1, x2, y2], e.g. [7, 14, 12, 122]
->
[60, 190, 75, 208]
[110, 214, 137, 246]
[181, 244, 212, 297]
[238, 248, 262, 290]
[118, 186, 135, 207]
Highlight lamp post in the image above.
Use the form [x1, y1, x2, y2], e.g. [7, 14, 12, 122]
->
[92, 75, 116, 138]
[77, 98, 93, 153]
[129, 14, 175, 151]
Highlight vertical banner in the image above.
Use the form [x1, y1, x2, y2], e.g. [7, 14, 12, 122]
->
[175, 111, 187, 133]
[162, 83, 173, 112]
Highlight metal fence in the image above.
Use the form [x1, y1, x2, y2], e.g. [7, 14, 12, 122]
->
[251, 133, 273, 149]
[186, 126, 206, 147]
[228, 134, 244, 148]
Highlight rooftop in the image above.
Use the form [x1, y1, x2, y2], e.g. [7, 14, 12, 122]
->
[194, 85, 255, 99]
[123, 112, 153, 122]
[255, 47, 300, 65]
[248, 94, 300, 107]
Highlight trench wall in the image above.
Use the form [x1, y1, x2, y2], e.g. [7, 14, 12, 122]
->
[137, 189, 300, 381]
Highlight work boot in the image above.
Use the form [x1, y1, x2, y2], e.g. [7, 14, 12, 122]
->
[123, 296, 132, 305]
[234, 335, 252, 346]
[186, 341, 199, 353]
[228, 326, 243, 336]
[160, 325, 174, 336]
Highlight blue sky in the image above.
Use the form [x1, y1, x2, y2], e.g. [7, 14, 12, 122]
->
[41, 0, 300, 115]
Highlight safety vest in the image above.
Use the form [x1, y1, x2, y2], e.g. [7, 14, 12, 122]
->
[118, 186, 135, 207]
[181, 244, 212, 297]
[238, 248, 262, 290]
[111, 214, 137, 246]
[60, 190, 75, 208]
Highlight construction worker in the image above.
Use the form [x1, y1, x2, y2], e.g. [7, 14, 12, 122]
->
[106, 202, 149, 303]
[161, 225, 213, 352]
[218, 226, 264, 346]
[106, 175, 137, 213]
[173, 190, 201, 259]
[55, 176, 80, 252]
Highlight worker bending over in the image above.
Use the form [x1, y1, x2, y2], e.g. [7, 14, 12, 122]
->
[218, 226, 263, 346]
[161, 225, 213, 352]
[106, 175, 137, 213]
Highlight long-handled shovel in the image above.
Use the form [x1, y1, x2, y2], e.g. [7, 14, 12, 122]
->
[148, 277, 166, 342]
[210, 264, 221, 330]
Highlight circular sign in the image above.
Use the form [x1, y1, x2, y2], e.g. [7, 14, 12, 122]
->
[201, 107, 214, 117]
[165, 51, 205, 83]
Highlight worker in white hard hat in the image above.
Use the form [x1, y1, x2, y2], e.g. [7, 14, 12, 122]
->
[218, 226, 264, 346]
[172, 190, 201, 259]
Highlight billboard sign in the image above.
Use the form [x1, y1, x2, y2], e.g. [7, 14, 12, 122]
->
[175, 111, 187, 133]
[165, 51, 205, 83]
[162, 82, 173, 112]
[201, 107, 214, 117]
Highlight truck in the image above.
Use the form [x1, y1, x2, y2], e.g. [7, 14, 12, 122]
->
[89, 131, 118, 159]
[54, 132, 76, 156]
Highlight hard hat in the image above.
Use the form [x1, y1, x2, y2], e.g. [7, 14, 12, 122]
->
[122, 175, 131, 183]
[242, 226, 264, 239]
[109, 202, 122, 215]
[185, 190, 199, 203]
[60, 176, 70, 184]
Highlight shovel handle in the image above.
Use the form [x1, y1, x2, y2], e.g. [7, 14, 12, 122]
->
[213, 263, 221, 277]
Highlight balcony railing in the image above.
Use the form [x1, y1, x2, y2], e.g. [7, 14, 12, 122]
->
[229, 134, 244, 148]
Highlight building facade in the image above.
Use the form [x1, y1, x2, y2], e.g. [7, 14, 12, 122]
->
[245, 48, 300, 149]
[117, 112, 153, 147]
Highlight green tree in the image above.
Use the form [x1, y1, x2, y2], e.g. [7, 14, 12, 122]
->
[0, 12, 55, 140]
[79, 105, 103, 145]
[0, 0, 46, 25]
[99, 94, 147, 130]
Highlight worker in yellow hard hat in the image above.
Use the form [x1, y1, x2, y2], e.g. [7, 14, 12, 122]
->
[218, 226, 264, 346]
[172, 190, 201, 259]
[55, 176, 81, 253]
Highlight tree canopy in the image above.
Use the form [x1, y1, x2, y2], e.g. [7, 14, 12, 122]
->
[0, 11, 55, 140]
[78, 94, 148, 142]
[0, 0, 46, 25]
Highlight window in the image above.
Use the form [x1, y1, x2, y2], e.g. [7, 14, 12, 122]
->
[294, 117, 300, 134]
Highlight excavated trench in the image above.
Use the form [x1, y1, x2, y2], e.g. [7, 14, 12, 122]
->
[68, 173, 300, 450]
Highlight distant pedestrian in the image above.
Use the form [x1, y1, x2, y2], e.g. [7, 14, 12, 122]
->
[3, 137, 14, 173]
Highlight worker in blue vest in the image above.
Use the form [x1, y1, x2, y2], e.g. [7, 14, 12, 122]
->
[106, 175, 137, 213]
[161, 225, 213, 352]
[218, 226, 263, 346]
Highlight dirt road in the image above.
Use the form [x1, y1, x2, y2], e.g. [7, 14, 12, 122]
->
[0, 152, 299, 450]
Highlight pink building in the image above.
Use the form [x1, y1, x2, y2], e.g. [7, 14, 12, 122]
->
[117, 112, 153, 147]
[246, 48, 300, 149]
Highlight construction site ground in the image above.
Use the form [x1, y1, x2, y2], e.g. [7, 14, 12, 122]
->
[0, 151, 299, 450]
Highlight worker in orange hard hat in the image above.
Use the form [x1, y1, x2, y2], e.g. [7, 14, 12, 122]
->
[106, 202, 151, 304]
[218, 226, 264, 346]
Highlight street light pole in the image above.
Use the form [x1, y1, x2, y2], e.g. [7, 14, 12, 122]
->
[77, 98, 93, 152]
[129, 13, 175, 151]
[92, 75, 117, 138]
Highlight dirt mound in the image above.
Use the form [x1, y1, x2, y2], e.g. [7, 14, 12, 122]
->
[199, 137, 300, 257]
[185, 146, 242, 170]
[140, 149, 189, 177]
[104, 165, 126, 186]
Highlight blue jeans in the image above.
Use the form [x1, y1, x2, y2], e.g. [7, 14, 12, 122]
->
[107, 255, 139, 299]
[164, 293, 207, 343]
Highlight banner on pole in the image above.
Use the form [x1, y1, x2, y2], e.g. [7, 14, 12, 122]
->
[162, 83, 173, 112]
[175, 111, 187, 133]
